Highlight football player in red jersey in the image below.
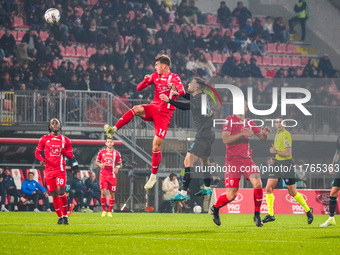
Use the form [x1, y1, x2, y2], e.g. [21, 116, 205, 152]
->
[95, 137, 122, 217]
[210, 102, 271, 227]
[104, 54, 185, 190]
[35, 118, 74, 225]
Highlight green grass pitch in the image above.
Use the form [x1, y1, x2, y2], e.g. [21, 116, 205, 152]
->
[0, 212, 339, 254]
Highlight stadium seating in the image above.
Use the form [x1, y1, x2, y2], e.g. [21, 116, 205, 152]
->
[76, 46, 87, 57]
[10, 169, 25, 190]
[266, 43, 276, 54]
[262, 55, 272, 66]
[282, 56, 292, 67]
[86, 47, 96, 58]
[12, 17, 24, 28]
[17, 30, 25, 41]
[212, 52, 223, 64]
[65, 46, 76, 57]
[272, 56, 282, 67]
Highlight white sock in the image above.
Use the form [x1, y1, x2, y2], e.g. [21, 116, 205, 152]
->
[14, 206, 18, 210]
[204, 186, 210, 190]
[181, 190, 187, 196]
[20, 197, 26, 202]
[1, 204, 5, 209]
[329, 216, 335, 221]
[150, 174, 157, 178]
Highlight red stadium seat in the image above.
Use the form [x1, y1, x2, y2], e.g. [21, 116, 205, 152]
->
[243, 55, 251, 64]
[266, 43, 276, 54]
[253, 55, 262, 65]
[277, 44, 287, 54]
[292, 57, 302, 67]
[193, 26, 201, 37]
[0, 30, 4, 38]
[231, 17, 239, 28]
[297, 69, 303, 76]
[80, 170, 90, 180]
[205, 15, 216, 25]
[222, 53, 230, 63]
[79, 60, 88, 69]
[53, 59, 58, 69]
[212, 52, 223, 64]
[261, 68, 267, 77]
[10, 169, 25, 190]
[301, 57, 309, 66]
[220, 28, 229, 36]
[25, 169, 44, 186]
[39, 31, 49, 42]
[74, 7, 83, 18]
[13, 17, 24, 27]
[125, 36, 133, 44]
[262, 55, 272, 66]
[10, 30, 18, 41]
[17, 30, 26, 41]
[204, 52, 212, 61]
[65, 46, 76, 57]
[76, 46, 86, 57]
[86, 47, 96, 57]
[272, 56, 282, 67]
[231, 28, 238, 38]
[286, 44, 297, 54]
[282, 56, 292, 67]
[201, 27, 211, 37]
[59, 45, 65, 56]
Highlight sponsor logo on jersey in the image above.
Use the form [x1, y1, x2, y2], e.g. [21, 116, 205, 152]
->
[52, 138, 60, 141]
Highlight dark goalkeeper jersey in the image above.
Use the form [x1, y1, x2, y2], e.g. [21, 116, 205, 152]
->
[169, 92, 213, 135]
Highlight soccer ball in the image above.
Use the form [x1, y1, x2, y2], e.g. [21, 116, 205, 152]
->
[44, 8, 60, 24]
[193, 205, 202, 214]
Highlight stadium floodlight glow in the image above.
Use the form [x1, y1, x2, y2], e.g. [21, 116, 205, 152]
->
[201, 84, 312, 116]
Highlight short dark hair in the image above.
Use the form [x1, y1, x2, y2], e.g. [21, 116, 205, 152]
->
[193, 77, 206, 86]
[169, 173, 177, 180]
[155, 54, 171, 67]
[28, 172, 34, 175]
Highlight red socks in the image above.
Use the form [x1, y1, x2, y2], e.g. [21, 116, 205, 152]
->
[215, 193, 230, 208]
[115, 109, 136, 130]
[58, 194, 68, 216]
[151, 150, 162, 174]
[254, 188, 263, 212]
[108, 198, 115, 212]
[100, 196, 106, 212]
[53, 196, 62, 218]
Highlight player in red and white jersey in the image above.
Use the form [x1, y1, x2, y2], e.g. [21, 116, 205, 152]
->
[211, 102, 271, 227]
[95, 137, 122, 217]
[104, 54, 185, 190]
[35, 118, 74, 225]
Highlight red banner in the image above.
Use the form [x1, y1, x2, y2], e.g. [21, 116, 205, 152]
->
[212, 188, 340, 215]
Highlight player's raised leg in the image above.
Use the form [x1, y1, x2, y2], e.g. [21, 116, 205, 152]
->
[263, 178, 278, 223]
[104, 105, 145, 138]
[144, 136, 164, 189]
[249, 173, 263, 227]
[287, 184, 313, 224]
[211, 187, 238, 226]
[320, 186, 339, 227]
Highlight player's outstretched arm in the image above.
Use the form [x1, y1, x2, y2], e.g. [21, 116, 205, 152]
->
[137, 74, 153, 91]
[257, 126, 271, 141]
[160, 94, 190, 110]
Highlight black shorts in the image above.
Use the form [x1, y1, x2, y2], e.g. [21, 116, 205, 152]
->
[332, 178, 340, 187]
[267, 159, 295, 186]
[188, 131, 215, 158]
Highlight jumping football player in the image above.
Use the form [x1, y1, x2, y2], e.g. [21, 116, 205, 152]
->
[95, 137, 122, 217]
[104, 54, 185, 190]
[211, 102, 271, 227]
[320, 135, 340, 227]
[160, 77, 215, 201]
[35, 118, 74, 225]
[263, 117, 313, 225]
